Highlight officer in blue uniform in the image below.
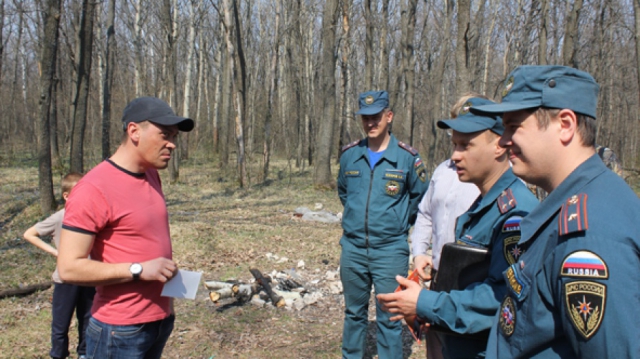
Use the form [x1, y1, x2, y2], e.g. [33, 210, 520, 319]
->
[473, 65, 640, 358]
[377, 96, 538, 359]
[338, 90, 428, 358]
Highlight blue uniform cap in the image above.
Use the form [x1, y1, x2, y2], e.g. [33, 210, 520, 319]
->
[437, 97, 504, 135]
[472, 65, 600, 119]
[355, 91, 389, 115]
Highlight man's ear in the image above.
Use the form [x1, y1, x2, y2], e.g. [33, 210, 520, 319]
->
[557, 109, 578, 145]
[127, 122, 141, 143]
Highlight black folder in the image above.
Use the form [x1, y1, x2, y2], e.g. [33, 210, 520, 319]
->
[429, 242, 491, 339]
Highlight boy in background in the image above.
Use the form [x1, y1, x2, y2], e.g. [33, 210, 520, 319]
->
[23, 172, 95, 359]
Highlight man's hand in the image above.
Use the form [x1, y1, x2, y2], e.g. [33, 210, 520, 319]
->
[141, 257, 178, 283]
[377, 275, 422, 321]
[413, 255, 433, 280]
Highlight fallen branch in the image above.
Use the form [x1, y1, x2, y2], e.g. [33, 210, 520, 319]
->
[0, 282, 52, 299]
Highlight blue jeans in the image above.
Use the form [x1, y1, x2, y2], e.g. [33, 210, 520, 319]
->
[85, 315, 175, 359]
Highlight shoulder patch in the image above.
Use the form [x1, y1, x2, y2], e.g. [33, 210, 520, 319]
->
[558, 194, 589, 236]
[341, 139, 361, 153]
[503, 236, 524, 265]
[561, 251, 608, 279]
[414, 157, 427, 182]
[397, 141, 418, 156]
[497, 188, 517, 214]
[502, 215, 523, 233]
[564, 280, 606, 340]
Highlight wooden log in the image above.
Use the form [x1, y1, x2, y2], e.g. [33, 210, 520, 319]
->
[250, 268, 285, 308]
[233, 283, 259, 298]
[204, 280, 238, 291]
[208, 287, 234, 302]
[0, 282, 52, 299]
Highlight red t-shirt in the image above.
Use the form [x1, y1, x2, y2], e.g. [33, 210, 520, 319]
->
[63, 160, 172, 325]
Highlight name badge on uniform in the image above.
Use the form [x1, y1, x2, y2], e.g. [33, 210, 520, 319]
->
[344, 170, 361, 177]
[383, 171, 405, 181]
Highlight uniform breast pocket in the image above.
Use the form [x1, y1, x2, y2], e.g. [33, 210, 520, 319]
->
[381, 171, 406, 197]
[344, 169, 363, 194]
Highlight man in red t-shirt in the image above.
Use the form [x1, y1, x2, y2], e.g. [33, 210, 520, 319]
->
[58, 97, 194, 359]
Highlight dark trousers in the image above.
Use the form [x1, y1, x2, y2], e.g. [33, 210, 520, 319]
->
[50, 282, 95, 359]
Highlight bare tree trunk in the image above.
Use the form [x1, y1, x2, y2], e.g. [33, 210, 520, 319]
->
[182, 0, 200, 161]
[313, 0, 339, 188]
[263, 0, 280, 181]
[481, 0, 497, 94]
[37, 0, 62, 215]
[538, 0, 548, 65]
[213, 36, 223, 154]
[339, 0, 352, 150]
[400, 0, 418, 144]
[563, 0, 583, 68]
[377, 0, 390, 90]
[102, 0, 116, 160]
[455, 0, 471, 94]
[222, 0, 248, 187]
[0, 0, 4, 86]
[364, 0, 374, 90]
[70, 0, 95, 173]
[133, 0, 144, 97]
[165, 0, 181, 182]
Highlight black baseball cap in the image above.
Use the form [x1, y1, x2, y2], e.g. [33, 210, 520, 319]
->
[122, 97, 194, 132]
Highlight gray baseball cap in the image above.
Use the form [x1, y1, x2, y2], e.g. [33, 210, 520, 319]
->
[437, 97, 504, 135]
[122, 97, 194, 132]
[472, 65, 599, 119]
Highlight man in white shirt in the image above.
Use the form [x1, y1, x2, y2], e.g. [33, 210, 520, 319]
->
[411, 158, 479, 359]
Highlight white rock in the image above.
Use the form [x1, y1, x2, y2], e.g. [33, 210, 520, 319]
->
[293, 298, 306, 311]
[329, 282, 343, 294]
[325, 270, 339, 281]
[297, 260, 305, 269]
[303, 291, 323, 306]
[314, 203, 323, 210]
[276, 257, 289, 264]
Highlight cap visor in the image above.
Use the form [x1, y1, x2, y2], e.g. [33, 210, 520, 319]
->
[437, 119, 494, 134]
[150, 115, 194, 132]
[355, 106, 385, 116]
[472, 100, 541, 115]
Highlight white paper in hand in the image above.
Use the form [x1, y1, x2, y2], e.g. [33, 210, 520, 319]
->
[161, 269, 202, 300]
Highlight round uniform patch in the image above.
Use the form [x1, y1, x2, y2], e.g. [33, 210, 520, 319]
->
[365, 95, 375, 105]
[385, 181, 400, 196]
[458, 101, 472, 116]
[502, 76, 514, 97]
[565, 281, 606, 340]
[499, 296, 516, 337]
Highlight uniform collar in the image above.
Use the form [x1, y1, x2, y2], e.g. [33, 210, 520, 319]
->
[467, 168, 519, 214]
[519, 154, 607, 243]
[350, 133, 399, 165]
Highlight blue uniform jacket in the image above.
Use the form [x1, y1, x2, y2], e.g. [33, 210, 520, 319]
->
[488, 154, 640, 358]
[337, 134, 428, 249]
[416, 168, 538, 335]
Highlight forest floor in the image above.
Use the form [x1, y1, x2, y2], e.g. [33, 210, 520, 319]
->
[0, 157, 426, 359]
[1, 157, 638, 359]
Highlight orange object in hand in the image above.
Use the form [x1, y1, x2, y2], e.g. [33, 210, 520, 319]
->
[394, 269, 425, 342]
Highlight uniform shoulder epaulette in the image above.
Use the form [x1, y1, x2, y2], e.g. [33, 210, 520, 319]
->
[558, 193, 589, 236]
[397, 141, 418, 155]
[497, 188, 517, 214]
[341, 139, 361, 153]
